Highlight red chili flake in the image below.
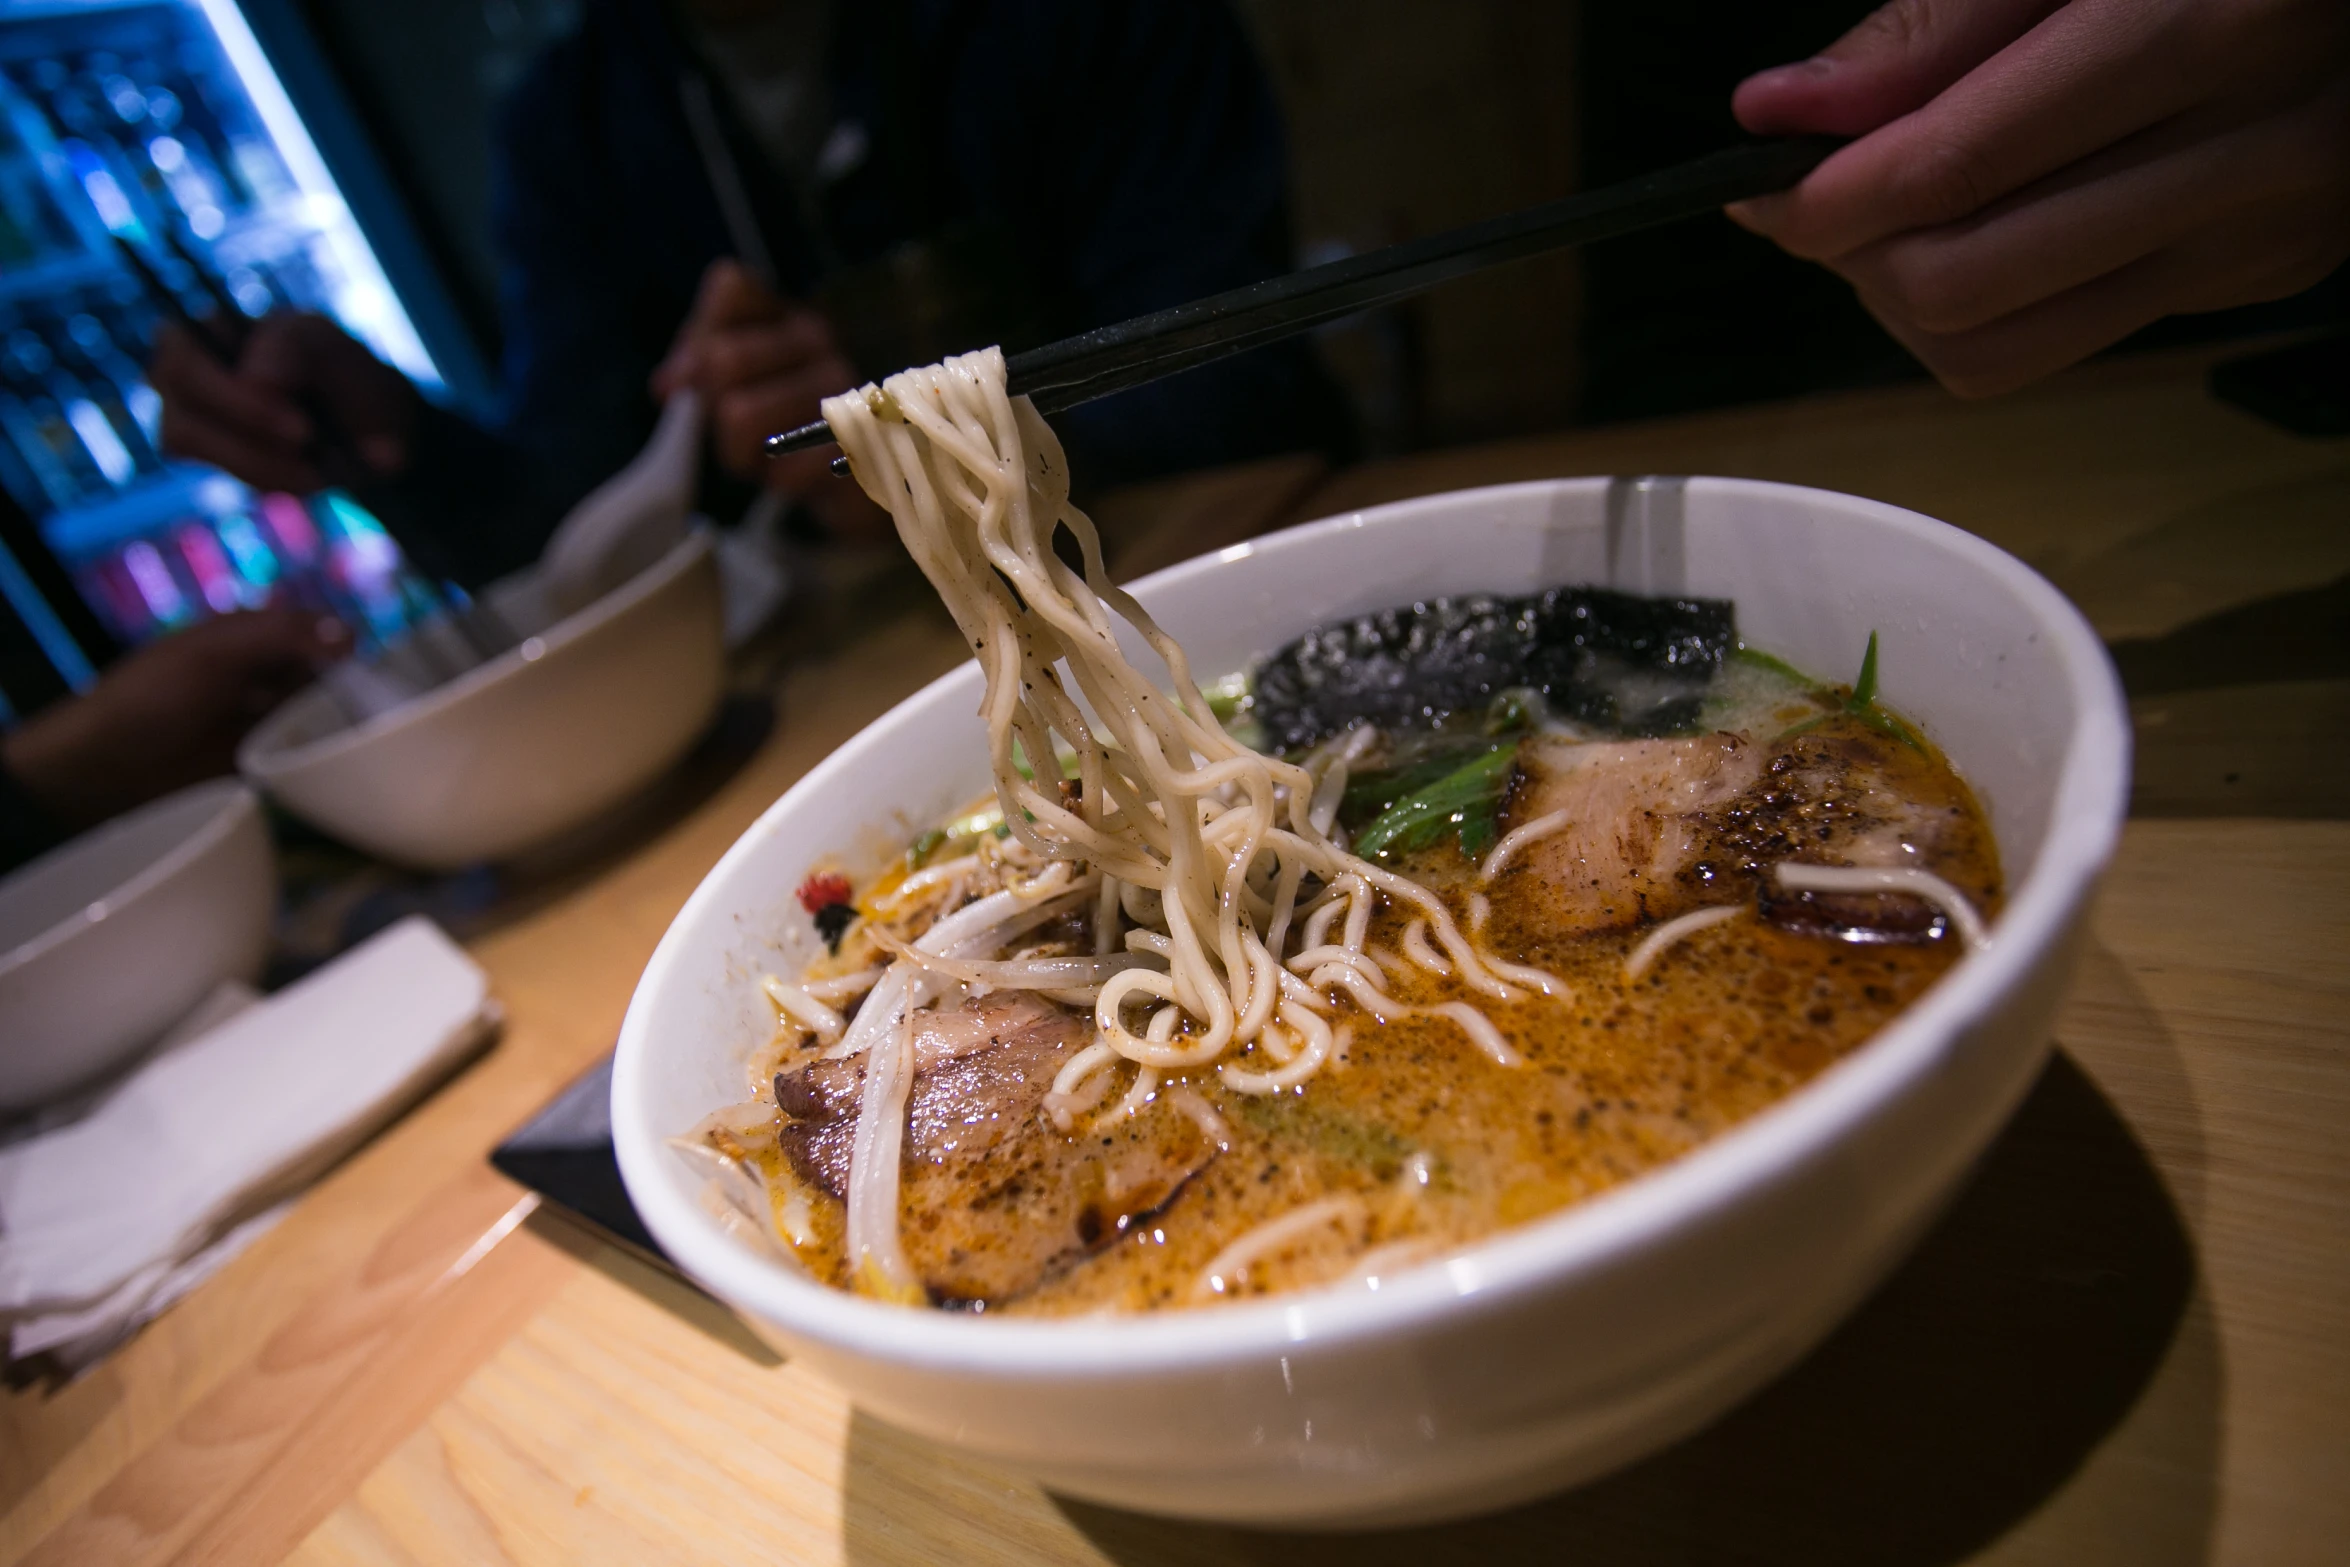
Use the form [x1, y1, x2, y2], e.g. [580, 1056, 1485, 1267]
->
[797, 871, 853, 913]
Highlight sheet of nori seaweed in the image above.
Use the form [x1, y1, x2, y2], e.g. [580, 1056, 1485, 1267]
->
[1250, 586, 1736, 750]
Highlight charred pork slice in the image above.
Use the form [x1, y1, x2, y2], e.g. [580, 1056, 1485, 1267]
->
[773, 991, 1217, 1306]
[1499, 732, 1766, 934]
[1499, 715, 1999, 945]
[1693, 715, 2002, 943]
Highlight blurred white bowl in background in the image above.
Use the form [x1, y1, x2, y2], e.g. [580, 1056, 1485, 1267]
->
[0, 779, 273, 1113]
[239, 529, 724, 871]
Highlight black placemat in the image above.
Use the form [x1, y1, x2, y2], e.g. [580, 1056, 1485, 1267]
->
[490, 1052, 672, 1268]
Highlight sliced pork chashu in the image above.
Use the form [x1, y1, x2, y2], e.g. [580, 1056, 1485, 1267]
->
[1702, 716, 2001, 941]
[774, 992, 1216, 1306]
[1495, 715, 1998, 943]
[1498, 732, 1766, 934]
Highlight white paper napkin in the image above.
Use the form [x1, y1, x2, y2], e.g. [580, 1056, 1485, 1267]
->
[0, 916, 499, 1368]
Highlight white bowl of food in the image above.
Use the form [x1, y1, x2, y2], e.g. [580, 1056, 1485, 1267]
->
[0, 779, 273, 1112]
[239, 529, 723, 870]
[611, 473, 2127, 1527]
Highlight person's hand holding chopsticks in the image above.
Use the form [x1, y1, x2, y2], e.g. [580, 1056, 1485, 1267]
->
[1727, 0, 2350, 396]
[651, 260, 886, 540]
[148, 312, 417, 494]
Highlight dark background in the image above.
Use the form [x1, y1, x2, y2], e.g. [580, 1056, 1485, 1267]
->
[291, 0, 2343, 456]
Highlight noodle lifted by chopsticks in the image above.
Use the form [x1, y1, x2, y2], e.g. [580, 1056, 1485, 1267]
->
[819, 348, 1542, 1300]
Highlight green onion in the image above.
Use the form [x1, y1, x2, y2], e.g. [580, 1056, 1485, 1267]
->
[907, 803, 1008, 869]
[1201, 671, 1251, 723]
[1484, 687, 1539, 735]
[1852, 704, 1924, 750]
[1852, 630, 1881, 708]
[1353, 746, 1518, 860]
[1730, 643, 1814, 686]
[945, 804, 1004, 838]
[1771, 631, 1923, 751]
[905, 827, 947, 870]
[1008, 741, 1084, 781]
[1339, 743, 1499, 825]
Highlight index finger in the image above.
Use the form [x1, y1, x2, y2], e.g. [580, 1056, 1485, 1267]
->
[147, 323, 312, 449]
[686, 258, 789, 333]
[1735, 0, 2204, 260]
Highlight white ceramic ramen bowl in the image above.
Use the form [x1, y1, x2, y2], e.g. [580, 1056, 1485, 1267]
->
[612, 477, 2129, 1527]
[239, 529, 723, 870]
[0, 779, 273, 1112]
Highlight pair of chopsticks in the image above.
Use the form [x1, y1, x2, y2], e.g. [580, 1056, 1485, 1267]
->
[113, 230, 513, 656]
[111, 228, 377, 493]
[110, 227, 256, 364]
[766, 136, 1842, 465]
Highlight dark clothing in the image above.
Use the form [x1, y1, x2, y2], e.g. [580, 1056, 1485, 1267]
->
[359, 0, 1350, 588]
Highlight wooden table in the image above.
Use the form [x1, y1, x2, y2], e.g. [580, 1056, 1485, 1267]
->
[6, 345, 2345, 1566]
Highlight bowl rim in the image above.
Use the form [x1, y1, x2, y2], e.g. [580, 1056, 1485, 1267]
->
[0, 777, 260, 979]
[240, 527, 715, 778]
[613, 474, 2130, 1377]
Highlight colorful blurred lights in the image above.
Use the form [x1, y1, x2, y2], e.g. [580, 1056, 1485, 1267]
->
[63, 398, 136, 485]
[322, 493, 398, 580]
[174, 521, 246, 612]
[258, 490, 319, 561]
[121, 538, 187, 624]
[213, 509, 278, 590]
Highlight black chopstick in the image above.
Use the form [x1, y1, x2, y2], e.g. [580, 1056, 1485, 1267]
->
[767, 135, 1843, 463]
[110, 232, 489, 597]
[112, 232, 378, 492]
[111, 233, 246, 362]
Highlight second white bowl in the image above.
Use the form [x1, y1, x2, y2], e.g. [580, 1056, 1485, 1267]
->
[0, 779, 273, 1112]
[240, 529, 723, 870]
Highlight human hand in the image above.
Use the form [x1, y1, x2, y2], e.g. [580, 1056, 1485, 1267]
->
[149, 312, 416, 493]
[0, 607, 349, 830]
[651, 260, 886, 539]
[1727, 0, 2350, 396]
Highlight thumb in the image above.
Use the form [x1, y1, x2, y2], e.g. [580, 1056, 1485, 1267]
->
[1733, 0, 2064, 136]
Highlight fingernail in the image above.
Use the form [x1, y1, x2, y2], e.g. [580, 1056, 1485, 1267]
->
[1725, 194, 1785, 233]
[1741, 56, 1835, 91]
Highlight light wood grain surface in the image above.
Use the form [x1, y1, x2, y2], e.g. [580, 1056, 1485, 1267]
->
[5, 342, 2344, 1566]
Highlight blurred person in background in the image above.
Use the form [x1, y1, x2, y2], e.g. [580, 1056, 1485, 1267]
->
[147, 0, 1352, 589]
